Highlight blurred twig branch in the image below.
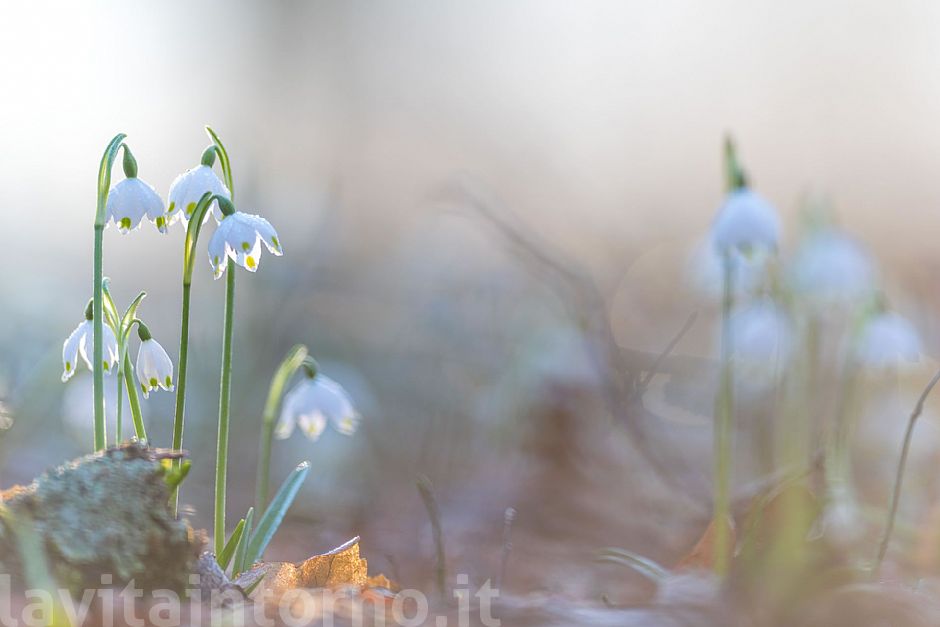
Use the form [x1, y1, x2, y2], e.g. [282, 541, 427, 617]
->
[446, 180, 705, 498]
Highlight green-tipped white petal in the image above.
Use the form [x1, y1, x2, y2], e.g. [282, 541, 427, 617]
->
[136, 338, 174, 399]
[105, 177, 167, 233]
[167, 165, 230, 226]
[207, 211, 282, 278]
[275, 375, 360, 443]
[61, 320, 118, 381]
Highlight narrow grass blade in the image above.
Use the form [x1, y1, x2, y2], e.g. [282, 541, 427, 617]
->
[232, 507, 255, 577]
[217, 516, 245, 571]
[247, 461, 309, 564]
[596, 547, 669, 583]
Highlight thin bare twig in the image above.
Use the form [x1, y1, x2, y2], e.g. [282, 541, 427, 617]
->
[417, 474, 447, 600]
[875, 367, 940, 570]
[451, 182, 703, 497]
[638, 311, 699, 392]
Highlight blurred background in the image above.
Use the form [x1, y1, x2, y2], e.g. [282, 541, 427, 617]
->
[4, 0, 940, 612]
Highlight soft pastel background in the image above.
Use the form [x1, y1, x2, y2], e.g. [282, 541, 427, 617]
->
[3, 0, 940, 614]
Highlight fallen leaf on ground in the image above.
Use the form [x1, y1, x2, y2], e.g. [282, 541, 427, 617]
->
[260, 536, 397, 600]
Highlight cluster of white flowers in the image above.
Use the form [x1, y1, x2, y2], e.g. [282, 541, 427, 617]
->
[64, 138, 360, 447]
[104, 156, 282, 277]
[702, 182, 921, 373]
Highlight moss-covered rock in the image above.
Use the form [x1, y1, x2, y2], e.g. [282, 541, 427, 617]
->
[0, 443, 203, 592]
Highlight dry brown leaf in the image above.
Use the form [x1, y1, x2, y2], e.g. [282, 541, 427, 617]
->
[675, 516, 735, 571]
[262, 537, 374, 596]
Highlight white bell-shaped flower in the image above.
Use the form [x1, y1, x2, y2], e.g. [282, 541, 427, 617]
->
[62, 318, 118, 382]
[711, 189, 781, 256]
[208, 211, 283, 279]
[727, 300, 791, 395]
[274, 375, 360, 442]
[731, 301, 792, 364]
[167, 164, 231, 226]
[788, 229, 876, 309]
[856, 312, 921, 368]
[136, 337, 175, 398]
[106, 177, 168, 233]
[687, 238, 772, 300]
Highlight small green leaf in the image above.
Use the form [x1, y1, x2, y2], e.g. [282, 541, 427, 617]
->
[120, 291, 147, 339]
[232, 507, 254, 577]
[163, 460, 191, 491]
[218, 517, 245, 571]
[247, 462, 309, 565]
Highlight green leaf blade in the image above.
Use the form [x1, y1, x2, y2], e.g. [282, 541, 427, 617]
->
[232, 507, 255, 577]
[217, 517, 245, 571]
[247, 461, 309, 565]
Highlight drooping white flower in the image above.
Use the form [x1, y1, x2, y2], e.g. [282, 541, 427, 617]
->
[62, 319, 118, 382]
[136, 338, 175, 398]
[167, 165, 231, 226]
[855, 312, 921, 368]
[788, 229, 876, 309]
[730, 301, 792, 364]
[687, 238, 771, 299]
[710, 189, 781, 256]
[208, 211, 283, 279]
[274, 375, 360, 442]
[105, 177, 168, 233]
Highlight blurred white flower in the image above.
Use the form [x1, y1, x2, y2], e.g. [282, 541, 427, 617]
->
[167, 164, 231, 226]
[731, 301, 792, 364]
[62, 319, 118, 382]
[106, 177, 168, 233]
[856, 312, 921, 368]
[208, 212, 283, 278]
[788, 229, 875, 309]
[136, 338, 175, 398]
[275, 375, 360, 442]
[710, 189, 781, 256]
[687, 238, 770, 299]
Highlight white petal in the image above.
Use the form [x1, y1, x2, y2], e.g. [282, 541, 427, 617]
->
[711, 189, 780, 254]
[137, 338, 175, 391]
[168, 165, 230, 226]
[297, 412, 327, 441]
[274, 415, 296, 440]
[102, 324, 119, 374]
[789, 229, 876, 309]
[208, 221, 233, 279]
[247, 214, 283, 255]
[105, 178, 165, 233]
[234, 238, 263, 273]
[857, 313, 922, 368]
[62, 320, 90, 382]
[311, 376, 359, 435]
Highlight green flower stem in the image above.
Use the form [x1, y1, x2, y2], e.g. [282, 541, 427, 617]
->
[206, 126, 237, 554]
[256, 344, 309, 513]
[170, 192, 214, 514]
[215, 268, 236, 554]
[115, 367, 123, 444]
[92, 225, 106, 451]
[876, 367, 940, 570]
[713, 252, 734, 576]
[123, 354, 146, 441]
[825, 361, 858, 505]
[92, 133, 128, 452]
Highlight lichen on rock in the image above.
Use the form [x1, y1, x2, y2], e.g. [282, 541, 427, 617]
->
[0, 442, 204, 592]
